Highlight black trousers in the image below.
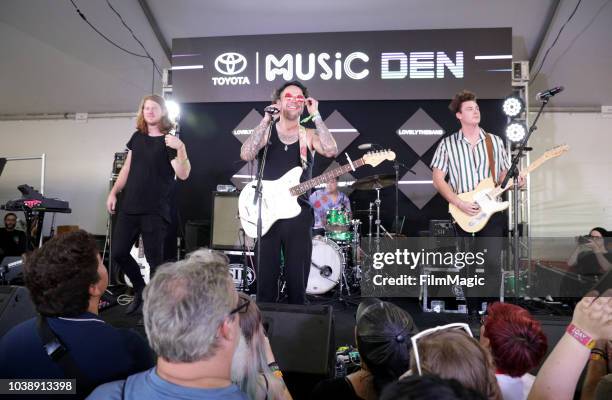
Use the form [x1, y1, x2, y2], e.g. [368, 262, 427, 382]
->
[256, 206, 313, 304]
[455, 212, 506, 306]
[112, 213, 168, 291]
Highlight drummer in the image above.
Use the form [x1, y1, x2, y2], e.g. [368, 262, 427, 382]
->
[309, 177, 351, 237]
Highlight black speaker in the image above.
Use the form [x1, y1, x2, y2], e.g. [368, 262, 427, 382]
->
[184, 220, 211, 253]
[259, 303, 334, 377]
[0, 286, 36, 338]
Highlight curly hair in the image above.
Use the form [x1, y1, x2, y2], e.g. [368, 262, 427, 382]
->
[135, 94, 175, 135]
[24, 230, 100, 317]
[482, 302, 548, 377]
[449, 90, 477, 114]
[271, 80, 309, 102]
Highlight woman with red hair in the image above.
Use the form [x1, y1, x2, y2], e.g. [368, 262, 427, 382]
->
[480, 303, 548, 400]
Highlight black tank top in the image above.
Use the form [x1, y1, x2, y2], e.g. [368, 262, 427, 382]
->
[259, 123, 313, 203]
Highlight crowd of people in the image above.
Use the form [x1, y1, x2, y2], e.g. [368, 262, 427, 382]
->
[0, 228, 611, 400]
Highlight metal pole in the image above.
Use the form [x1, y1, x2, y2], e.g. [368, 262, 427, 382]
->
[40, 153, 46, 195]
[4, 156, 46, 194]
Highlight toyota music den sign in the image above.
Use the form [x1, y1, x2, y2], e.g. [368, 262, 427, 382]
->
[172, 28, 511, 102]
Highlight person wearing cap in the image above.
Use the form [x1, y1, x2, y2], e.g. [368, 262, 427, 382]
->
[309, 299, 418, 400]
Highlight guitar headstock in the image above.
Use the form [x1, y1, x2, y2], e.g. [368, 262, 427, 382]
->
[363, 149, 396, 167]
[542, 144, 569, 160]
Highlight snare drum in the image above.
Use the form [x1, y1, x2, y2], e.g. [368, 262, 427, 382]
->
[306, 237, 344, 294]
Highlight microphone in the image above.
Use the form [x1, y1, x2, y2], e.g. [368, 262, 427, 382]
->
[536, 86, 564, 101]
[264, 106, 280, 115]
[358, 143, 373, 150]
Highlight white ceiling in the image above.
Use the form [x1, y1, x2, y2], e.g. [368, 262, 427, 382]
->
[1, 0, 610, 115]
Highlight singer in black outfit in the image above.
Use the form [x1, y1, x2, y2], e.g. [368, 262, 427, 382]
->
[240, 81, 337, 304]
[106, 95, 190, 314]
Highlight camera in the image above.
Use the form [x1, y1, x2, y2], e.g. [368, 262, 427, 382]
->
[577, 235, 592, 245]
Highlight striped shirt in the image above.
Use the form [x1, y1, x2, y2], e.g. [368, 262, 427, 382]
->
[430, 129, 510, 194]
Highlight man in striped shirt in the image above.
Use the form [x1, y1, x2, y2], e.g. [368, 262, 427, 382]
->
[430, 90, 524, 306]
[433, 90, 514, 218]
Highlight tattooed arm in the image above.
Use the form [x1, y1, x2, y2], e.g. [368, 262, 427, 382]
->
[241, 114, 272, 161]
[306, 97, 337, 157]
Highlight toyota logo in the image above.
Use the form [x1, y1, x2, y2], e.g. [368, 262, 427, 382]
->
[214, 52, 247, 76]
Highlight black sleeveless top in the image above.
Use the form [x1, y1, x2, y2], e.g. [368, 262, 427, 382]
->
[121, 131, 176, 221]
[259, 123, 313, 203]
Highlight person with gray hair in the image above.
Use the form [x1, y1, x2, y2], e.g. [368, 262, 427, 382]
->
[88, 249, 249, 400]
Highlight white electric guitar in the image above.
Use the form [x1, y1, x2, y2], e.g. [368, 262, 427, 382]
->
[238, 150, 396, 238]
[123, 235, 150, 287]
[449, 144, 569, 233]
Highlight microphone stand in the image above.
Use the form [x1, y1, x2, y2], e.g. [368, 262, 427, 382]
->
[240, 228, 249, 293]
[392, 161, 415, 236]
[394, 160, 399, 236]
[253, 114, 274, 301]
[501, 97, 550, 298]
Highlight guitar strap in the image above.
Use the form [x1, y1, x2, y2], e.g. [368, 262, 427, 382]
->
[298, 125, 313, 170]
[485, 133, 497, 185]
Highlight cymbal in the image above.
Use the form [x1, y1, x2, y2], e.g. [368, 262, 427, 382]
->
[351, 174, 395, 191]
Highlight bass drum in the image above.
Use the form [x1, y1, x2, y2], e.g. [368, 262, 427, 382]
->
[306, 237, 344, 295]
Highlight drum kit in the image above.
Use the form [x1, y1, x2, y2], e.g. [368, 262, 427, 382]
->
[306, 174, 396, 297]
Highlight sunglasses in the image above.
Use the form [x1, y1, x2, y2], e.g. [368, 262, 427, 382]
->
[411, 323, 474, 376]
[229, 296, 250, 316]
[283, 93, 305, 102]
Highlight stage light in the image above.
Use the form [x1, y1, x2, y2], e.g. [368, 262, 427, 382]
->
[505, 121, 527, 143]
[502, 96, 524, 118]
[166, 100, 180, 123]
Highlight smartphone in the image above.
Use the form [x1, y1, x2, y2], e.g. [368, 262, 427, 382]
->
[577, 235, 592, 245]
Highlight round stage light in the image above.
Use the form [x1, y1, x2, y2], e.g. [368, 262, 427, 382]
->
[502, 96, 524, 118]
[166, 100, 180, 122]
[505, 121, 527, 143]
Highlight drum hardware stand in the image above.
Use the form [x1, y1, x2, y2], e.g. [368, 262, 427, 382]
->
[373, 186, 393, 251]
[393, 161, 415, 235]
[367, 202, 374, 244]
[394, 160, 400, 235]
[319, 253, 360, 308]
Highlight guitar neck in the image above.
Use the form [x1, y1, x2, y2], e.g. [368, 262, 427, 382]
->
[290, 158, 365, 196]
[524, 156, 549, 176]
[493, 150, 561, 196]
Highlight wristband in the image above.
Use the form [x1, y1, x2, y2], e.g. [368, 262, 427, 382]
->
[300, 112, 321, 124]
[268, 362, 283, 378]
[566, 323, 596, 349]
[591, 349, 608, 360]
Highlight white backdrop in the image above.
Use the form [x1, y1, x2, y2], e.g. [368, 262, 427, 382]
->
[529, 112, 612, 237]
[0, 117, 134, 235]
